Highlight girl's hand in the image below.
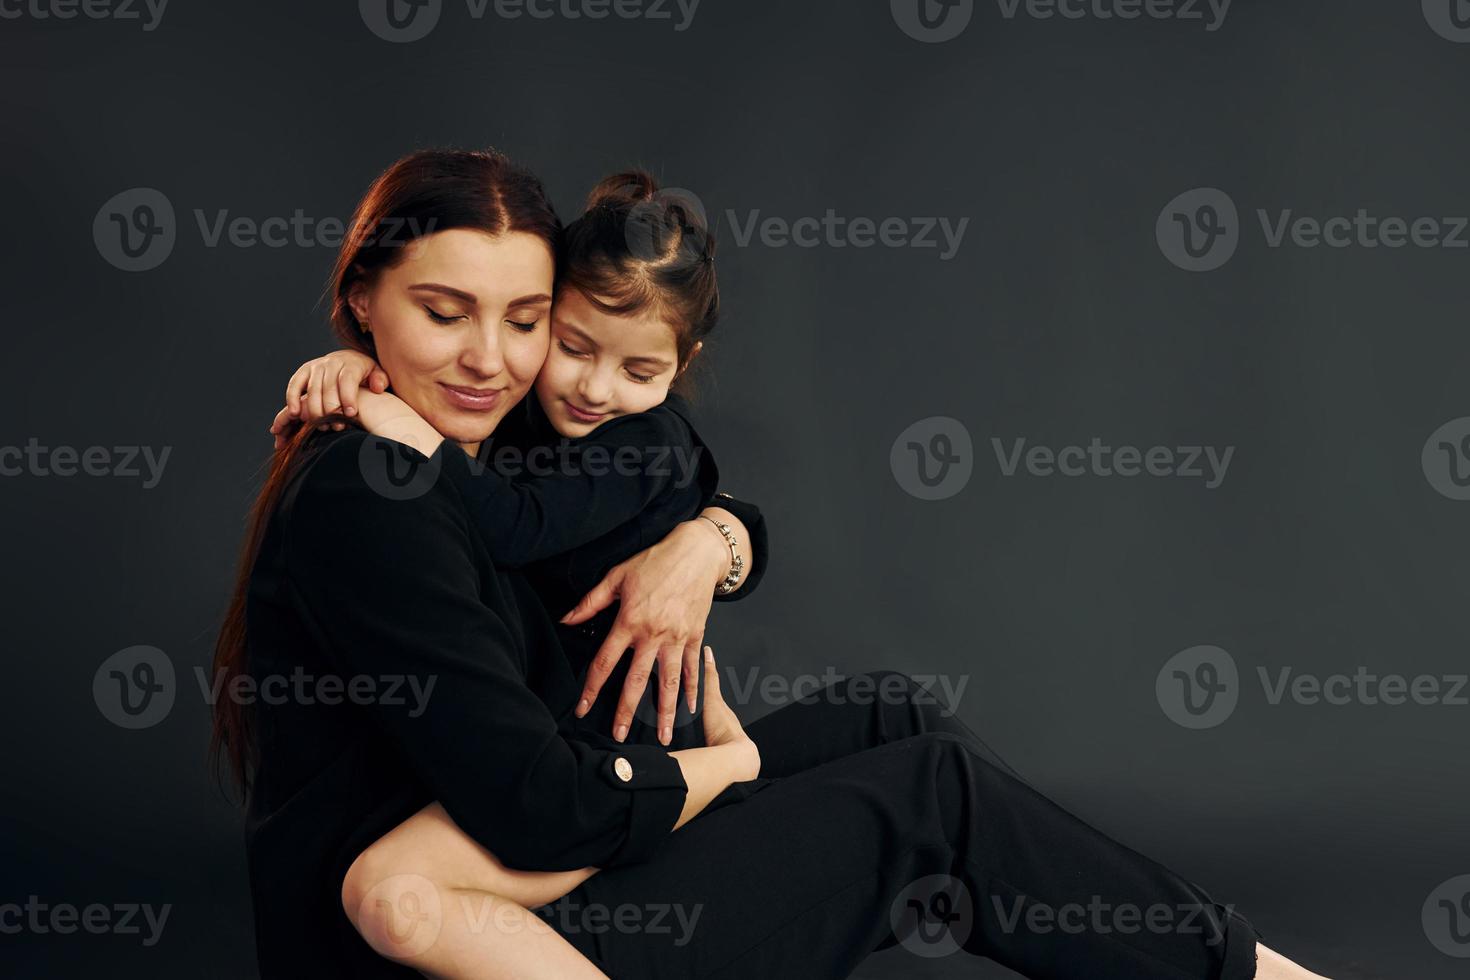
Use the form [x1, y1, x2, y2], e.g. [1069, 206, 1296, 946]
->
[562, 517, 730, 745]
[700, 647, 759, 779]
[268, 349, 389, 440]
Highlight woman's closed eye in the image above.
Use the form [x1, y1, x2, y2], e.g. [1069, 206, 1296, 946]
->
[422, 304, 466, 325]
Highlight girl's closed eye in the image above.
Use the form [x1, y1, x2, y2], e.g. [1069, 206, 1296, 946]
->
[557, 339, 589, 358]
[625, 368, 655, 384]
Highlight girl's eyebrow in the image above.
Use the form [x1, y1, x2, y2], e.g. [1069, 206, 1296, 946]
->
[555, 320, 599, 348]
[624, 354, 674, 370]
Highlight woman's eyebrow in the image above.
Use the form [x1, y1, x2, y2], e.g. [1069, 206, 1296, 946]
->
[409, 282, 477, 304]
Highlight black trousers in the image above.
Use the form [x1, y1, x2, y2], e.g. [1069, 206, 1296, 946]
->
[541, 671, 1260, 980]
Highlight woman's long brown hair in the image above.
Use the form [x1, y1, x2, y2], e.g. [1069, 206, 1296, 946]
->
[209, 148, 561, 798]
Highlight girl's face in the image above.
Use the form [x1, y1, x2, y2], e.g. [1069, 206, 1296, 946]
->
[349, 228, 555, 454]
[534, 286, 690, 438]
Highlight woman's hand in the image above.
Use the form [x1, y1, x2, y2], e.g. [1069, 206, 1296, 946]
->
[699, 647, 758, 780]
[562, 517, 733, 745]
[269, 349, 390, 447]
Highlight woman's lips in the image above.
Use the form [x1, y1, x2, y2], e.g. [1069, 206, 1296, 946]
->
[439, 382, 505, 412]
[564, 401, 607, 423]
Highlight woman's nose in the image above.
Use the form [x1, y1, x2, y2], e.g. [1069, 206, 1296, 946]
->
[461, 326, 506, 379]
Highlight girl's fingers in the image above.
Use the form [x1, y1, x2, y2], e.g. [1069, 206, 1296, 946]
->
[368, 367, 390, 393]
[305, 362, 327, 421]
[320, 363, 343, 417]
[285, 364, 310, 416]
[339, 362, 365, 417]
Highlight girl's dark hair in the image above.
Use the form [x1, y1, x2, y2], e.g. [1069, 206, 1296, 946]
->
[209, 148, 562, 797]
[560, 170, 719, 394]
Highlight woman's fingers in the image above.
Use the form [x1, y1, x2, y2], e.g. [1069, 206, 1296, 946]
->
[577, 624, 631, 719]
[562, 568, 622, 626]
[703, 645, 722, 702]
[611, 640, 661, 742]
[653, 646, 683, 746]
[681, 636, 702, 714]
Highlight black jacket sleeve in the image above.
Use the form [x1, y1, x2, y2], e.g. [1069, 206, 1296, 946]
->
[449, 409, 701, 567]
[280, 431, 688, 871]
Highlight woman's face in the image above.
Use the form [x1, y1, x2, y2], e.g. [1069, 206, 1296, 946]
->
[349, 228, 555, 454]
[533, 286, 687, 438]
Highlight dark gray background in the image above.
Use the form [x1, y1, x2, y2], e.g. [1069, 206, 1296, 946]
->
[3, 0, 1467, 976]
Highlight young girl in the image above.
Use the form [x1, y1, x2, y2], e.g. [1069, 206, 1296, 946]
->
[272, 171, 748, 978]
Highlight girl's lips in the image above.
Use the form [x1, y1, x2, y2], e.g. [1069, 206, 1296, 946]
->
[439, 382, 505, 412]
[564, 401, 607, 423]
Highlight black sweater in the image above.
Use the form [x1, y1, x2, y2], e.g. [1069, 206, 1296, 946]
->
[241, 427, 766, 977]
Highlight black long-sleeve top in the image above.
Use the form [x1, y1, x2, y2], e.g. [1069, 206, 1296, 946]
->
[241, 426, 765, 976]
[451, 394, 764, 750]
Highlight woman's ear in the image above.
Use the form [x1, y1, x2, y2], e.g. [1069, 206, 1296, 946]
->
[346, 278, 371, 331]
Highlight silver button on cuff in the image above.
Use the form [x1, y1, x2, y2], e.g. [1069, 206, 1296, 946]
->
[613, 757, 633, 783]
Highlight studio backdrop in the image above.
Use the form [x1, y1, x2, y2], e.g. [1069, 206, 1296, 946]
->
[2, 1, 1467, 977]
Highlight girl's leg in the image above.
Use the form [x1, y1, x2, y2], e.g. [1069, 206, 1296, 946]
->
[543, 732, 1285, 980]
[341, 802, 605, 979]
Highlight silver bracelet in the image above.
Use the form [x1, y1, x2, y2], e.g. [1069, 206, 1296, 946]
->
[700, 515, 745, 595]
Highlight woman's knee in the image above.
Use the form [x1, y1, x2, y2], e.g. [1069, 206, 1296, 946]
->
[341, 845, 446, 963]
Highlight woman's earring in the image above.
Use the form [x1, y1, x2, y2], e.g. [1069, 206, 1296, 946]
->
[359, 318, 370, 333]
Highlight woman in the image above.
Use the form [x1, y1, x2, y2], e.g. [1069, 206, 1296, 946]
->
[213, 148, 1329, 979]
